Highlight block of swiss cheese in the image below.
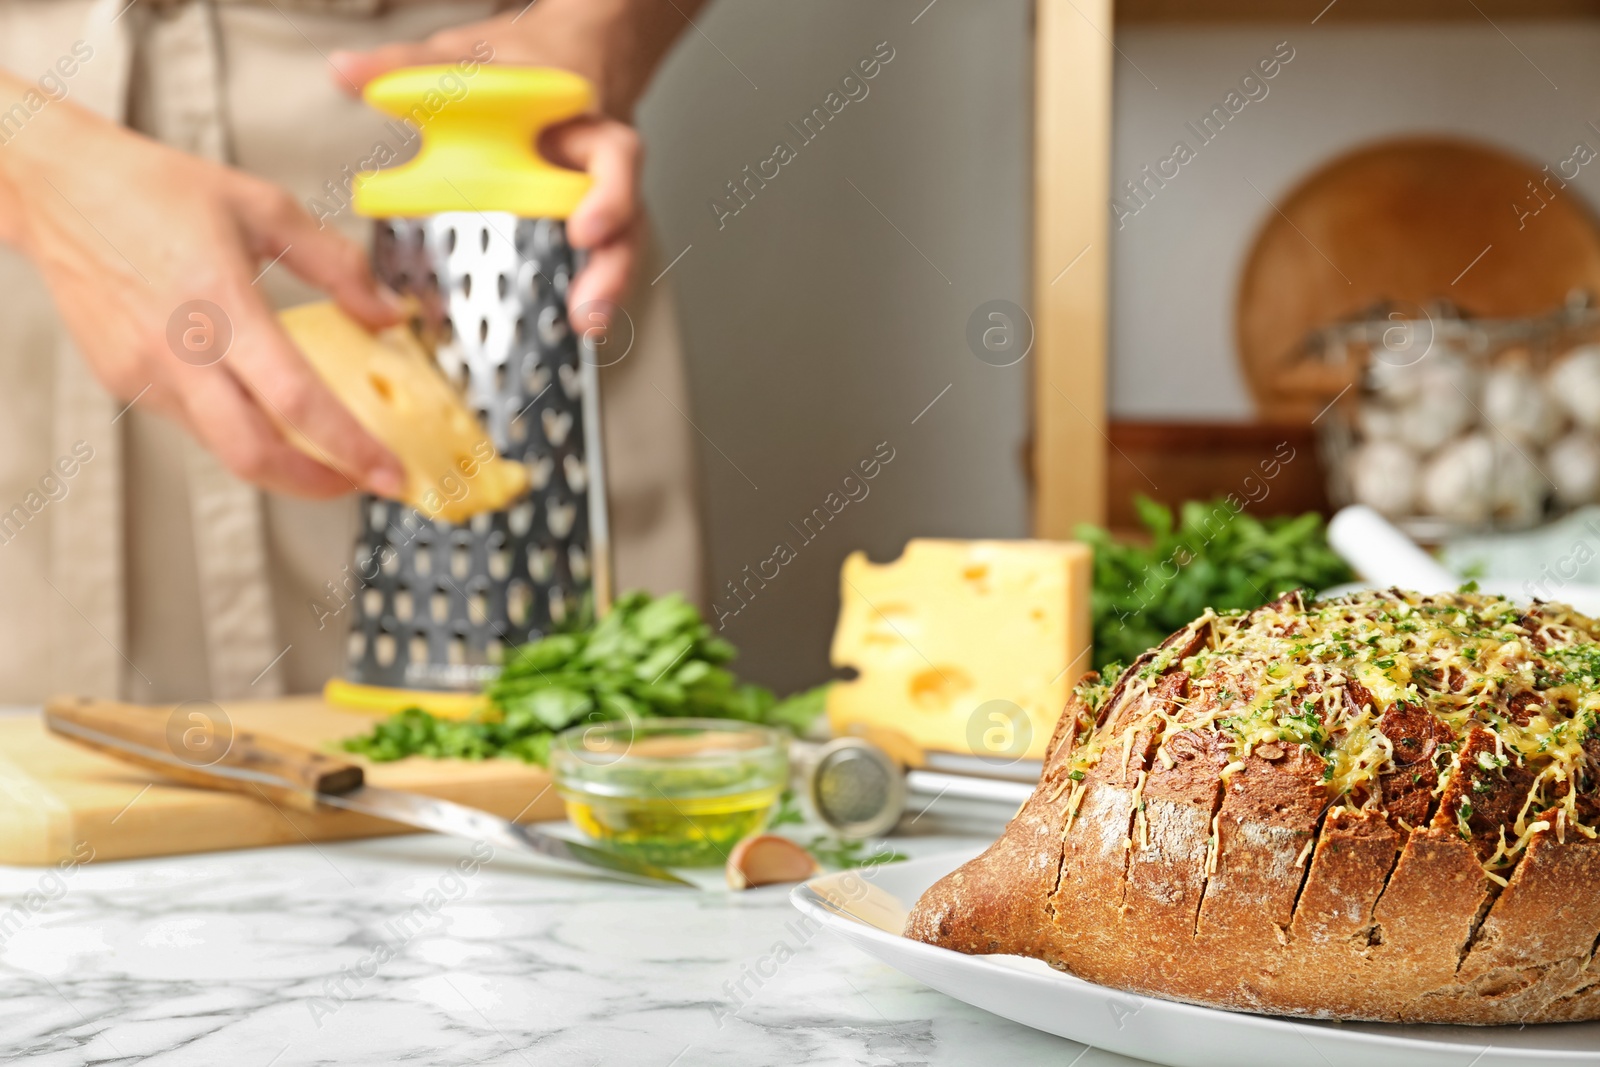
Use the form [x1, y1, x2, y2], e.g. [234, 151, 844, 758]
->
[828, 539, 1092, 761]
[279, 301, 528, 523]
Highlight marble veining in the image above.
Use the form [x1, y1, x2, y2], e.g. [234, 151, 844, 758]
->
[0, 819, 1152, 1067]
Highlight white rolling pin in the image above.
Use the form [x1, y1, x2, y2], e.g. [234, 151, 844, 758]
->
[1325, 505, 1600, 614]
[1326, 505, 1459, 593]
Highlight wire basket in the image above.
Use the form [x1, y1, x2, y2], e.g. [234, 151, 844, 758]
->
[1316, 292, 1600, 540]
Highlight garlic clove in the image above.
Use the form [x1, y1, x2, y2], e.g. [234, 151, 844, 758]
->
[726, 834, 823, 890]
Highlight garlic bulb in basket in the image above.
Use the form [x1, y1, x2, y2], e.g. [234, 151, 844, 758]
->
[1367, 358, 1424, 404]
[1419, 432, 1494, 524]
[1398, 390, 1476, 453]
[1348, 440, 1419, 518]
[1547, 430, 1600, 506]
[1396, 353, 1477, 453]
[1484, 363, 1561, 445]
[1549, 346, 1600, 431]
[1490, 436, 1547, 527]
[1357, 404, 1405, 442]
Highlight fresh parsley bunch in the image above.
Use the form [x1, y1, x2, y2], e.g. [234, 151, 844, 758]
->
[342, 592, 828, 766]
[1076, 497, 1352, 672]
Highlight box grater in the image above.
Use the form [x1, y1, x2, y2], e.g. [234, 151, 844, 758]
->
[344, 66, 611, 692]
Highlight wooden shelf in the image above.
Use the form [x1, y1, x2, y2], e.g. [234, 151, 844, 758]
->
[1104, 421, 1329, 530]
[1029, 0, 1592, 538]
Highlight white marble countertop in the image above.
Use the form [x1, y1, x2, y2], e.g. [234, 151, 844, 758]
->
[0, 806, 1154, 1067]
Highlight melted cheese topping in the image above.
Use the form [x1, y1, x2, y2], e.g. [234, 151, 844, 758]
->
[1069, 590, 1600, 872]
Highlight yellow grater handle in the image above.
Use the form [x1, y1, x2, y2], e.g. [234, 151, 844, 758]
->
[354, 65, 594, 220]
[323, 678, 487, 721]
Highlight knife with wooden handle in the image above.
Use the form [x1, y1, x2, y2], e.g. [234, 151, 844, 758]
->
[44, 696, 691, 888]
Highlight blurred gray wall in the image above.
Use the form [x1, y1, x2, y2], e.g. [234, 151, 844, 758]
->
[638, 12, 1600, 692]
[637, 0, 1035, 694]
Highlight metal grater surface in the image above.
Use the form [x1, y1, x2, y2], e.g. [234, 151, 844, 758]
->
[345, 211, 611, 691]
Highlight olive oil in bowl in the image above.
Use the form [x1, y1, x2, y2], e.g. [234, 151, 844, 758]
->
[551, 719, 788, 868]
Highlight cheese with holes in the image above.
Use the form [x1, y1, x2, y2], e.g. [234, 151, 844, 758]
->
[828, 539, 1092, 760]
[279, 302, 528, 523]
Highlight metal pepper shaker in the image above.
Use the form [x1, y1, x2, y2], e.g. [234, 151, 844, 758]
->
[343, 66, 611, 694]
[791, 738, 1038, 838]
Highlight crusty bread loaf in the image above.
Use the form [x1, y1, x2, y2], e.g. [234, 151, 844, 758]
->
[906, 590, 1600, 1023]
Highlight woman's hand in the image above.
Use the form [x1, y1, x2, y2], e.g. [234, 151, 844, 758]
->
[0, 78, 405, 499]
[326, 0, 705, 313]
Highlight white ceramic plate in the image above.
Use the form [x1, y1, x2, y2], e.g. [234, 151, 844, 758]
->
[791, 849, 1600, 1067]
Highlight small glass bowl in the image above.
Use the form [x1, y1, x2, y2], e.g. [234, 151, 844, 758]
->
[550, 718, 788, 867]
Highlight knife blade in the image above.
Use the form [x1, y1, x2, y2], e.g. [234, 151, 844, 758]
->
[44, 696, 691, 888]
[317, 785, 691, 887]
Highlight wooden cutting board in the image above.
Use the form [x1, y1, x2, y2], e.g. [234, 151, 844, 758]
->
[0, 696, 561, 866]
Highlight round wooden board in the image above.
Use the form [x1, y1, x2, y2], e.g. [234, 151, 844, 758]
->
[1236, 135, 1600, 420]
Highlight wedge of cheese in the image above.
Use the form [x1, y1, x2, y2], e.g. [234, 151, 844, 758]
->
[279, 301, 528, 523]
[828, 539, 1092, 761]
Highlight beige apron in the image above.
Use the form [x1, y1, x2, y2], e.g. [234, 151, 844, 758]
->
[0, 0, 704, 704]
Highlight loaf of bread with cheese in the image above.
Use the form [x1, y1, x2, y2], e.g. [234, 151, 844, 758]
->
[906, 589, 1600, 1023]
